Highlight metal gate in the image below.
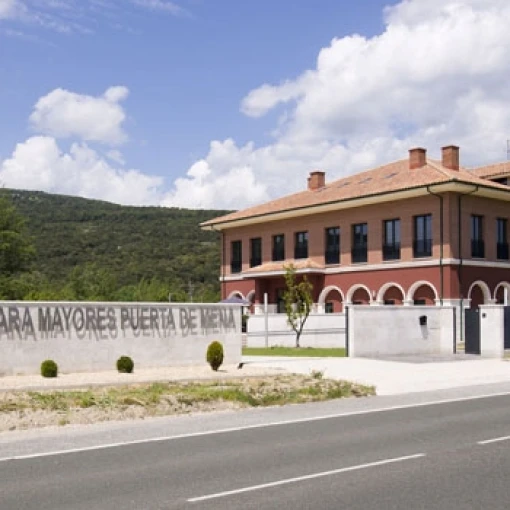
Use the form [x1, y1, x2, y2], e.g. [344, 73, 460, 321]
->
[464, 308, 481, 354]
[504, 307, 510, 350]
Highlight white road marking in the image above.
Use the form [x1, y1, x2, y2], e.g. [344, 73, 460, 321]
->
[478, 435, 510, 445]
[187, 453, 426, 503]
[1, 390, 510, 462]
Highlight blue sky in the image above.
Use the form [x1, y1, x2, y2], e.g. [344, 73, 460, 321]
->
[1, 0, 510, 209]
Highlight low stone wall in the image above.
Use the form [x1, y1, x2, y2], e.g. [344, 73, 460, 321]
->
[348, 306, 455, 357]
[246, 313, 346, 348]
[0, 301, 242, 375]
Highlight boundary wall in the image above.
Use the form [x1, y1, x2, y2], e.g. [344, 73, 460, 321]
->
[0, 301, 242, 375]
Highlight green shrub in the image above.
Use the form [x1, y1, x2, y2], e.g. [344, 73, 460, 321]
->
[41, 359, 58, 378]
[116, 355, 134, 374]
[206, 341, 224, 371]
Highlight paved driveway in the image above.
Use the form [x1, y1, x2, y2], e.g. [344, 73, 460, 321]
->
[242, 355, 510, 395]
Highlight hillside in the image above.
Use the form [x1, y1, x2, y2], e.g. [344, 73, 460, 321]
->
[1, 189, 231, 301]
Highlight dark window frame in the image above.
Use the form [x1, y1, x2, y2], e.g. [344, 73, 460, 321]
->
[294, 231, 309, 259]
[230, 240, 242, 273]
[325, 226, 340, 264]
[351, 223, 368, 263]
[250, 237, 262, 267]
[272, 234, 285, 262]
[382, 218, 401, 261]
[413, 214, 432, 258]
[497, 218, 509, 260]
[471, 215, 485, 258]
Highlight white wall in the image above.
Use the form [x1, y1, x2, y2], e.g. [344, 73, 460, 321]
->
[246, 313, 346, 348]
[479, 305, 505, 358]
[0, 301, 242, 375]
[348, 306, 455, 357]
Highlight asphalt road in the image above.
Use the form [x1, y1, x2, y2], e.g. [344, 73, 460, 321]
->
[1, 390, 510, 509]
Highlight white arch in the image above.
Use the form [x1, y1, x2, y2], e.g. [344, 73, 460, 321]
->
[494, 281, 510, 303]
[406, 280, 439, 303]
[467, 280, 491, 304]
[318, 285, 345, 305]
[227, 290, 245, 299]
[376, 282, 406, 303]
[246, 289, 255, 303]
[346, 284, 373, 304]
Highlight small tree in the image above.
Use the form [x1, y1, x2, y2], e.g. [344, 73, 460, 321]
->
[283, 264, 313, 348]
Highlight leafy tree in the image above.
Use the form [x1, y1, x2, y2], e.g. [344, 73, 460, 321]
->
[283, 264, 313, 348]
[0, 196, 35, 275]
[0, 196, 36, 299]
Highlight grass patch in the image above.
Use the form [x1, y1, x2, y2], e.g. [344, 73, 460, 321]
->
[242, 347, 346, 357]
[2, 375, 374, 431]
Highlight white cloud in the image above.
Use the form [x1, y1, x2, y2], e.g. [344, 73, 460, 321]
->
[29, 86, 129, 145]
[166, 0, 510, 209]
[0, 0, 22, 19]
[0, 136, 163, 206]
[131, 0, 186, 16]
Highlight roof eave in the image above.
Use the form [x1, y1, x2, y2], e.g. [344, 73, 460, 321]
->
[202, 180, 510, 231]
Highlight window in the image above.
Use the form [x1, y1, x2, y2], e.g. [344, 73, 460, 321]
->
[294, 231, 309, 259]
[413, 214, 432, 258]
[272, 234, 285, 261]
[352, 223, 368, 263]
[471, 215, 484, 258]
[276, 288, 286, 314]
[325, 302, 334, 313]
[250, 237, 262, 267]
[230, 240, 242, 273]
[414, 299, 426, 306]
[325, 227, 340, 264]
[382, 219, 401, 260]
[497, 218, 509, 260]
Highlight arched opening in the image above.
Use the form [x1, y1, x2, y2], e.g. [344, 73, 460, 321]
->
[494, 282, 510, 304]
[467, 281, 491, 309]
[408, 282, 438, 305]
[350, 287, 371, 305]
[376, 282, 405, 305]
[381, 285, 404, 305]
[228, 290, 245, 300]
[318, 286, 344, 312]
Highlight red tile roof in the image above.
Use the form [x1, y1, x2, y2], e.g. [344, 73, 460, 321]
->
[202, 157, 510, 228]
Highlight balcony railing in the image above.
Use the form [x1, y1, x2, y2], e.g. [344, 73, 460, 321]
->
[294, 245, 308, 259]
[325, 247, 340, 264]
[351, 244, 367, 263]
[230, 261, 242, 273]
[497, 242, 509, 260]
[250, 257, 262, 267]
[413, 238, 432, 258]
[382, 243, 401, 261]
[471, 239, 485, 258]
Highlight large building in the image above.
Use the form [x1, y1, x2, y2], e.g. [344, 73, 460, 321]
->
[201, 146, 510, 320]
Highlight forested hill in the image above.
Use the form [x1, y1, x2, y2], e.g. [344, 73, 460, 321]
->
[1, 189, 231, 302]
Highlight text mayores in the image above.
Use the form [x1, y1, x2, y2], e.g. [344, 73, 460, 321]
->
[0, 305, 238, 340]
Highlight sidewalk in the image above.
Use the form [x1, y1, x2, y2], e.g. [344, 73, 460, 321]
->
[1, 356, 509, 396]
[242, 356, 510, 395]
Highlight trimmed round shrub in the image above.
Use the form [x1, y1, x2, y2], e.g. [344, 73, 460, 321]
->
[116, 355, 134, 374]
[41, 359, 58, 378]
[206, 341, 224, 371]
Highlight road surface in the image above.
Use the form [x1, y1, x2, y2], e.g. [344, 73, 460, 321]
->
[1, 387, 510, 509]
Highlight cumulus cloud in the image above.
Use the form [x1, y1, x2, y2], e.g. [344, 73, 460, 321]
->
[29, 86, 129, 145]
[167, 0, 510, 210]
[0, 136, 163, 206]
[0, 0, 22, 19]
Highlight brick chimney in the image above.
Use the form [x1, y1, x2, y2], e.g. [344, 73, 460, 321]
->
[441, 145, 459, 171]
[409, 147, 427, 169]
[308, 171, 325, 190]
